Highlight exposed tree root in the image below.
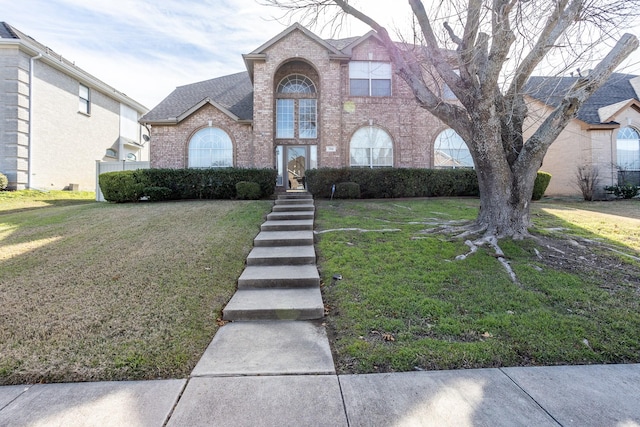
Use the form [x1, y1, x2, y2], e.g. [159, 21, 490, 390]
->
[314, 228, 401, 235]
[453, 236, 520, 284]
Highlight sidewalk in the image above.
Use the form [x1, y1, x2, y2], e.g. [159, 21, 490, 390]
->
[2, 194, 639, 425]
[1, 364, 639, 426]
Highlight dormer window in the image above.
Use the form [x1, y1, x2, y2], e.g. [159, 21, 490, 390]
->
[349, 61, 392, 97]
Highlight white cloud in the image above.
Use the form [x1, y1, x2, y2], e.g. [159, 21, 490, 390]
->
[2, 0, 639, 109]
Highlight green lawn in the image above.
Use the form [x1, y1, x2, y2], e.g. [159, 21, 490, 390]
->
[0, 191, 271, 385]
[315, 198, 640, 373]
[2, 191, 638, 383]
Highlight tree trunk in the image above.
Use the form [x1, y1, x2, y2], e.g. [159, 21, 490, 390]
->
[469, 105, 539, 239]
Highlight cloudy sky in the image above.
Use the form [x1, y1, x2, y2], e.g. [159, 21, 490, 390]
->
[3, 0, 640, 109]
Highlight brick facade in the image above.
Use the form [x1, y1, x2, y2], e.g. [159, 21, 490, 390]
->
[148, 26, 448, 175]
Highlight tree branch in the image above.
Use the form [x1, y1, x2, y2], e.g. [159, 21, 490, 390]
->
[506, 0, 579, 100]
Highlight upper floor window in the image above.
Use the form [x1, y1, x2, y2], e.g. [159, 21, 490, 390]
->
[434, 129, 474, 168]
[276, 74, 317, 139]
[617, 126, 640, 171]
[349, 61, 392, 97]
[350, 126, 393, 167]
[277, 75, 316, 94]
[79, 83, 90, 114]
[188, 127, 233, 168]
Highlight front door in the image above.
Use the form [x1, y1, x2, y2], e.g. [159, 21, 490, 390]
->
[276, 145, 317, 190]
[286, 146, 306, 190]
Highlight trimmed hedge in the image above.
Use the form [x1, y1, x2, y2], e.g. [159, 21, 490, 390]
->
[334, 182, 361, 199]
[99, 170, 148, 203]
[0, 172, 8, 191]
[99, 168, 277, 203]
[236, 181, 262, 200]
[532, 171, 552, 201]
[306, 168, 479, 199]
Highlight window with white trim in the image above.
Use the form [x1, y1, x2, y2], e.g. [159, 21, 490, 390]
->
[617, 126, 640, 170]
[349, 61, 392, 97]
[276, 74, 317, 139]
[434, 129, 474, 168]
[188, 127, 233, 168]
[350, 126, 393, 167]
[79, 83, 90, 114]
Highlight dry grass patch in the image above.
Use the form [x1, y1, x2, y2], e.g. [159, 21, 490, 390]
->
[0, 193, 271, 384]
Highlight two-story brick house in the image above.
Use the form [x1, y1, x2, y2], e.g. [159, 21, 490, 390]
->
[141, 23, 465, 191]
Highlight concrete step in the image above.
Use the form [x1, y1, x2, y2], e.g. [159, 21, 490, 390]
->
[238, 265, 320, 288]
[223, 288, 324, 321]
[272, 203, 315, 212]
[254, 230, 314, 247]
[278, 192, 312, 200]
[190, 321, 335, 377]
[261, 219, 314, 231]
[266, 211, 314, 221]
[275, 198, 314, 205]
[247, 245, 316, 266]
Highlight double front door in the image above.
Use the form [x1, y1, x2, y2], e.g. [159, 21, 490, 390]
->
[276, 145, 317, 190]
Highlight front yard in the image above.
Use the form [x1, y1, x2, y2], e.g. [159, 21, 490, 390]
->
[315, 198, 640, 373]
[1, 191, 638, 384]
[0, 191, 271, 385]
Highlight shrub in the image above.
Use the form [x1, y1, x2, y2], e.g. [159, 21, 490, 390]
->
[532, 171, 552, 201]
[99, 170, 147, 203]
[0, 172, 8, 191]
[604, 184, 640, 199]
[143, 186, 172, 201]
[236, 181, 261, 200]
[334, 182, 361, 199]
[306, 168, 479, 199]
[99, 168, 277, 202]
[575, 166, 599, 201]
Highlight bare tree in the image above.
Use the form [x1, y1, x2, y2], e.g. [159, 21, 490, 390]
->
[576, 165, 600, 201]
[262, 0, 639, 239]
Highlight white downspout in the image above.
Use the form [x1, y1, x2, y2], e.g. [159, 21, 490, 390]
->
[28, 53, 43, 189]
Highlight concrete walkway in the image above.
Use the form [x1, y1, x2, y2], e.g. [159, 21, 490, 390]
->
[1, 193, 639, 426]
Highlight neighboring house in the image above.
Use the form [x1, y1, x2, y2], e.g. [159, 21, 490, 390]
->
[141, 23, 461, 191]
[525, 73, 640, 197]
[0, 22, 148, 191]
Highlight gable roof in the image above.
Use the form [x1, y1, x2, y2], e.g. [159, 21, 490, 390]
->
[143, 24, 399, 125]
[140, 72, 253, 124]
[525, 73, 640, 125]
[243, 23, 350, 81]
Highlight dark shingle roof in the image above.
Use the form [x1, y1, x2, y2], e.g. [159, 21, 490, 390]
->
[0, 22, 18, 39]
[142, 29, 384, 124]
[325, 36, 361, 51]
[141, 72, 253, 122]
[525, 73, 639, 124]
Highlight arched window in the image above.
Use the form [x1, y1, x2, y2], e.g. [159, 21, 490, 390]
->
[350, 126, 393, 167]
[617, 126, 640, 170]
[188, 127, 233, 168]
[434, 129, 474, 168]
[277, 75, 316, 94]
[276, 74, 317, 139]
